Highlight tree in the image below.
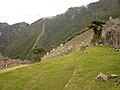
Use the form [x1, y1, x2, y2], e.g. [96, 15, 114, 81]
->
[88, 21, 105, 43]
[32, 48, 46, 62]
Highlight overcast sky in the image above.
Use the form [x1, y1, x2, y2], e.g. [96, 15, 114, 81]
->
[0, 0, 99, 25]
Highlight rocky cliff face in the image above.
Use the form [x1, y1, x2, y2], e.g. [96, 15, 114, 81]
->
[0, 23, 9, 29]
[101, 18, 120, 48]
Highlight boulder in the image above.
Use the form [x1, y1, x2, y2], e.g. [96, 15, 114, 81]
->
[108, 74, 118, 79]
[95, 72, 108, 81]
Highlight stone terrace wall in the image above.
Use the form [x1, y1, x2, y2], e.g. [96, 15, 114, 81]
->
[42, 29, 93, 60]
[0, 53, 31, 68]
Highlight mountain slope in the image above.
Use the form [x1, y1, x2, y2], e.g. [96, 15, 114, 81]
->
[0, 23, 9, 29]
[1, 0, 120, 60]
[0, 46, 120, 90]
[0, 22, 29, 55]
[43, 17, 120, 60]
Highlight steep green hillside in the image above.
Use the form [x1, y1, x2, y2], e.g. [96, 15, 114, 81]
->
[3, 20, 43, 59]
[0, 22, 29, 55]
[0, 46, 120, 90]
[1, 0, 120, 60]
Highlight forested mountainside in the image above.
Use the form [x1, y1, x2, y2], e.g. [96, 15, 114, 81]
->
[0, 0, 120, 60]
[0, 22, 29, 54]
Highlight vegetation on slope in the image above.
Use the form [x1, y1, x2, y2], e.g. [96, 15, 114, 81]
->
[0, 46, 120, 90]
[1, 20, 44, 59]
[0, 22, 29, 55]
[88, 21, 105, 44]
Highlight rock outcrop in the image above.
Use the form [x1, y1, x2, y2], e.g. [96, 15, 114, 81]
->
[101, 18, 120, 48]
[0, 22, 9, 29]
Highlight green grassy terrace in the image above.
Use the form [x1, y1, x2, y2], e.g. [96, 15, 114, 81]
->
[0, 46, 120, 90]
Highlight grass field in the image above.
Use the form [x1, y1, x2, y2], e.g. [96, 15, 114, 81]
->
[0, 46, 120, 90]
[0, 65, 29, 74]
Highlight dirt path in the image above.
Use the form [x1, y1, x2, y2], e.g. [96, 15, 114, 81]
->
[63, 60, 79, 90]
[26, 22, 45, 59]
[31, 22, 45, 50]
[0, 65, 29, 74]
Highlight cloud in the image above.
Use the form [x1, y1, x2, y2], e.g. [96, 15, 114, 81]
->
[0, 0, 99, 24]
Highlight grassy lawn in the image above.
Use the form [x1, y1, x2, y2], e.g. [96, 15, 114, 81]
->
[0, 46, 120, 90]
[0, 65, 29, 74]
[64, 46, 120, 90]
[0, 54, 78, 90]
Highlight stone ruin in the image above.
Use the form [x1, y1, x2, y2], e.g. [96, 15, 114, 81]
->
[43, 17, 120, 60]
[42, 42, 88, 60]
[0, 53, 31, 68]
